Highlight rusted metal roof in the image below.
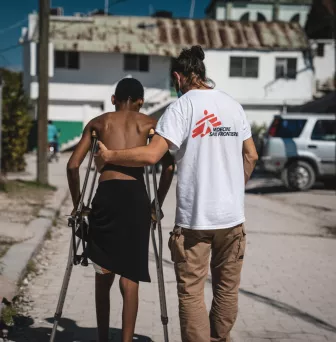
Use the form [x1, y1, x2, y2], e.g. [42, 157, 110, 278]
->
[39, 16, 309, 56]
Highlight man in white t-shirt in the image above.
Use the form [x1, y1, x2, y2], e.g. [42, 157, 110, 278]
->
[96, 46, 258, 342]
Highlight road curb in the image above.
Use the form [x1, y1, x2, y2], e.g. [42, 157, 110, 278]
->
[0, 187, 69, 303]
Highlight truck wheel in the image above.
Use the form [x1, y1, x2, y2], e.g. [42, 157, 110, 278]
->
[282, 161, 316, 191]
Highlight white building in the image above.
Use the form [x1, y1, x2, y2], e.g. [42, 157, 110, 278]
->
[310, 39, 335, 95]
[205, 0, 312, 28]
[21, 12, 313, 148]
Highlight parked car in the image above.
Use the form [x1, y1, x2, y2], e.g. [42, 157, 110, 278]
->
[261, 113, 336, 191]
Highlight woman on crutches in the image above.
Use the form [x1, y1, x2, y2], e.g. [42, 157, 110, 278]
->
[67, 78, 175, 342]
[96, 46, 259, 342]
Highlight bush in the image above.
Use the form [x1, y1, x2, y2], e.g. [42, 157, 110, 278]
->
[1, 68, 32, 173]
[251, 122, 267, 157]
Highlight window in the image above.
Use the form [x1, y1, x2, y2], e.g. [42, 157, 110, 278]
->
[317, 43, 325, 57]
[290, 13, 300, 23]
[311, 120, 336, 141]
[240, 12, 250, 21]
[268, 118, 307, 138]
[124, 54, 149, 72]
[229, 57, 259, 78]
[257, 12, 267, 21]
[55, 51, 79, 69]
[275, 58, 297, 79]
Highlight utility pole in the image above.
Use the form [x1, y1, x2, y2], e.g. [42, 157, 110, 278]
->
[0, 71, 3, 174]
[37, 0, 50, 185]
[333, 0, 336, 88]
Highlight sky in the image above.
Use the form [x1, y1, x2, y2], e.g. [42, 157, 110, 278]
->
[0, 0, 210, 70]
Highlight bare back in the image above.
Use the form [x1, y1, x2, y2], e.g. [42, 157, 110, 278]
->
[91, 110, 156, 182]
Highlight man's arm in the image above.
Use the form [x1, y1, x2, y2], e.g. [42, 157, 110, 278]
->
[243, 137, 258, 185]
[67, 123, 94, 208]
[98, 134, 170, 167]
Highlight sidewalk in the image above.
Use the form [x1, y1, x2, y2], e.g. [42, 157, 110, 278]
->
[8, 169, 336, 342]
[0, 154, 70, 301]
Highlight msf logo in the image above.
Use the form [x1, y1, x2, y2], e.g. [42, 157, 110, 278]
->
[192, 110, 222, 138]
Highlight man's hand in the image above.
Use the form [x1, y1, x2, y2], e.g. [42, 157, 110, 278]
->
[94, 141, 111, 172]
[151, 200, 164, 222]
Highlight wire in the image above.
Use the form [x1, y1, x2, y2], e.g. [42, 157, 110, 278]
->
[0, 18, 28, 35]
[0, 43, 21, 54]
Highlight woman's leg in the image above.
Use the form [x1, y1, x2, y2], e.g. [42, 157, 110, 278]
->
[95, 272, 115, 342]
[119, 277, 139, 342]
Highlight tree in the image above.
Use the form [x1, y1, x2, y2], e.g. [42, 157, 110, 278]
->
[0, 68, 32, 173]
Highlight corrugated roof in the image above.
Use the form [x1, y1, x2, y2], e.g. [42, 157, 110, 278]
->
[40, 16, 309, 56]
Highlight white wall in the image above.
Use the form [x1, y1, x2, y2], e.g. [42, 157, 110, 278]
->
[311, 40, 335, 84]
[213, 2, 309, 25]
[216, 4, 226, 20]
[245, 109, 279, 126]
[22, 42, 31, 97]
[51, 52, 170, 89]
[49, 102, 102, 125]
[205, 49, 313, 105]
[232, 4, 273, 21]
[278, 5, 310, 27]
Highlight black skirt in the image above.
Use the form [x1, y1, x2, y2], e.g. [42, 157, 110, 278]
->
[87, 179, 151, 283]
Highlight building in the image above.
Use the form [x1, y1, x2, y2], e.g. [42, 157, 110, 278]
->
[305, 0, 335, 95]
[205, 0, 312, 28]
[21, 11, 313, 148]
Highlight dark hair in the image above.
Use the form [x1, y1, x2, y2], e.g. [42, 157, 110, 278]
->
[115, 78, 144, 102]
[171, 45, 213, 89]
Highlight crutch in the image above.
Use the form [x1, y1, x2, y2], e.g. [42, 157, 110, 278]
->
[145, 129, 169, 342]
[50, 131, 99, 342]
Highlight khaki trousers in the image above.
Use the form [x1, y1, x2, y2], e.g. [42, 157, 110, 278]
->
[168, 224, 246, 342]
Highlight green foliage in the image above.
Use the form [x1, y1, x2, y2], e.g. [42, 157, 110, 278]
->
[1, 68, 32, 172]
[251, 122, 267, 138]
[0, 304, 17, 326]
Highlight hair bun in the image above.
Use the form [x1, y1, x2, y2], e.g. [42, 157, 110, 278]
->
[190, 45, 205, 61]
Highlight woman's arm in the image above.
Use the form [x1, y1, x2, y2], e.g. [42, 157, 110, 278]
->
[157, 151, 175, 207]
[97, 134, 170, 167]
[67, 122, 94, 208]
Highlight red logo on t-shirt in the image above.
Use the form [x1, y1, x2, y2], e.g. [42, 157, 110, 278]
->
[192, 110, 222, 138]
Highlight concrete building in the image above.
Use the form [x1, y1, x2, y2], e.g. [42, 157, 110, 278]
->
[21, 11, 313, 148]
[205, 0, 312, 28]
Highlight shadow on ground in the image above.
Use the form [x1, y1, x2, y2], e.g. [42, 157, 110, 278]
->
[240, 289, 336, 334]
[246, 181, 330, 195]
[7, 316, 152, 342]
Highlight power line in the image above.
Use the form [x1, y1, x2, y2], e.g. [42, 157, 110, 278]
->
[0, 43, 21, 54]
[0, 18, 28, 35]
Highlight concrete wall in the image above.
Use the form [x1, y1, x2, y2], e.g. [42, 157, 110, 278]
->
[311, 40, 335, 84]
[205, 49, 313, 105]
[278, 5, 310, 27]
[51, 51, 170, 89]
[212, 2, 310, 26]
[232, 4, 273, 21]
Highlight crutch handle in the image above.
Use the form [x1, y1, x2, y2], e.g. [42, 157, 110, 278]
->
[149, 128, 155, 139]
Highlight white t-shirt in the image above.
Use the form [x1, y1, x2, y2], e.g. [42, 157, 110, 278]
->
[155, 89, 252, 230]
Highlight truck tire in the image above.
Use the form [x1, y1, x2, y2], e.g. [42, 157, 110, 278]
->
[282, 160, 316, 191]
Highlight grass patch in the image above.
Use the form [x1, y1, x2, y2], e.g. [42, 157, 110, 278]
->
[3, 180, 56, 193]
[0, 304, 17, 326]
[26, 260, 37, 275]
[45, 229, 52, 240]
[0, 236, 16, 260]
